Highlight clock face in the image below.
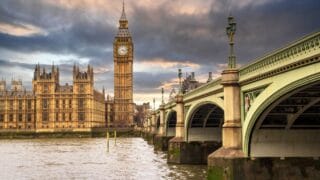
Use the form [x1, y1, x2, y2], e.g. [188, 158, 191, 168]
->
[118, 45, 128, 55]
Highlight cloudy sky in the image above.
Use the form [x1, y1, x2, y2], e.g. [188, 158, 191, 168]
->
[0, 0, 319, 106]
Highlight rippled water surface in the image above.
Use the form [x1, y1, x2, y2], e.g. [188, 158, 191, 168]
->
[0, 138, 207, 179]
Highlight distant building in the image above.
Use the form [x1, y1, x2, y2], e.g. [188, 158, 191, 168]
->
[0, 64, 105, 132]
[135, 102, 151, 127]
[105, 94, 115, 127]
[182, 72, 202, 93]
[168, 72, 213, 102]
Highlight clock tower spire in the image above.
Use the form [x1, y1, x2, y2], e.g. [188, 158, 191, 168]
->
[113, 1, 134, 127]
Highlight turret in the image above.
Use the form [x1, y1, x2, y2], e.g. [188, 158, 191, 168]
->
[102, 86, 106, 100]
[11, 78, 23, 91]
[73, 64, 94, 94]
[207, 72, 213, 83]
[0, 79, 6, 91]
[56, 66, 59, 82]
[32, 64, 60, 94]
[33, 65, 37, 80]
[190, 72, 196, 82]
[37, 64, 40, 79]
[51, 63, 55, 75]
[73, 64, 76, 79]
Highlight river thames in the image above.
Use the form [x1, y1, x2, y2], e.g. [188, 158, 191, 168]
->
[0, 138, 207, 179]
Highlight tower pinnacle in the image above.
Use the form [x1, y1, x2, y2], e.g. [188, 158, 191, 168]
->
[120, 0, 127, 21]
[116, 0, 130, 37]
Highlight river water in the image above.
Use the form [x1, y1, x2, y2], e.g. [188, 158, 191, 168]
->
[0, 138, 207, 180]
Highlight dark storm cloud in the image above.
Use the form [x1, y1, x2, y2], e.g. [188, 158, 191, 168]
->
[0, 59, 35, 70]
[131, 3, 225, 63]
[0, 0, 116, 66]
[235, 0, 320, 62]
[0, 0, 320, 97]
[1, 0, 319, 66]
[134, 72, 176, 92]
[130, 0, 320, 66]
[0, 23, 114, 60]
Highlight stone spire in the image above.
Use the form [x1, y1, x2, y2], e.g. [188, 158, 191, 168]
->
[102, 86, 105, 99]
[116, 0, 130, 37]
[120, 0, 127, 21]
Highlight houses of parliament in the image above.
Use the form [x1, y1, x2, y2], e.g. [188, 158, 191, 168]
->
[0, 3, 134, 132]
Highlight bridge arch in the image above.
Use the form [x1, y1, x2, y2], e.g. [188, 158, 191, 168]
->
[185, 101, 224, 142]
[165, 110, 177, 137]
[244, 73, 320, 157]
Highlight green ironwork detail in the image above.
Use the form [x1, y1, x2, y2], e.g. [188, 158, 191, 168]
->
[244, 88, 265, 115]
[240, 31, 320, 77]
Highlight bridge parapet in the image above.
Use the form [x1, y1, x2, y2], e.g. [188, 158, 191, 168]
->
[239, 31, 320, 82]
[183, 78, 222, 103]
[164, 100, 176, 110]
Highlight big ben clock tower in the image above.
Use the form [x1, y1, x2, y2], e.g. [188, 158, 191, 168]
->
[113, 2, 134, 127]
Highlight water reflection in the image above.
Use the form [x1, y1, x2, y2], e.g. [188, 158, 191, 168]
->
[0, 138, 207, 179]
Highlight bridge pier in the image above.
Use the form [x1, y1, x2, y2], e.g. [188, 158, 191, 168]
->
[154, 135, 172, 151]
[146, 112, 157, 144]
[208, 69, 246, 178]
[142, 115, 155, 144]
[169, 139, 221, 164]
[154, 105, 172, 151]
[167, 94, 185, 163]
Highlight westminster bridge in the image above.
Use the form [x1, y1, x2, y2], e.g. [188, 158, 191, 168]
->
[142, 30, 320, 179]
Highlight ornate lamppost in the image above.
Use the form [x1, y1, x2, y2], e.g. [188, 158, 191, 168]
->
[226, 16, 237, 69]
[178, 68, 182, 94]
[161, 87, 164, 105]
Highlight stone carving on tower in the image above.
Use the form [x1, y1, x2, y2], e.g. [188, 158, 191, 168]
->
[113, 2, 134, 127]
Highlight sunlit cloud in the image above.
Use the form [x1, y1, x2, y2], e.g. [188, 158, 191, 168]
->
[0, 22, 47, 37]
[135, 58, 200, 73]
[94, 65, 111, 74]
[158, 77, 179, 91]
[230, 0, 283, 9]
[0, 48, 90, 66]
[134, 92, 169, 108]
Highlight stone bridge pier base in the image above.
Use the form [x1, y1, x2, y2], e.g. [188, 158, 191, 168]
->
[154, 105, 172, 151]
[142, 115, 155, 144]
[208, 157, 320, 180]
[169, 139, 221, 164]
[154, 135, 172, 151]
[167, 94, 186, 163]
[145, 132, 156, 145]
[141, 129, 148, 139]
[208, 69, 246, 179]
[146, 112, 157, 145]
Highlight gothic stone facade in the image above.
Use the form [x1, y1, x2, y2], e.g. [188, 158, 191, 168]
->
[0, 64, 105, 132]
